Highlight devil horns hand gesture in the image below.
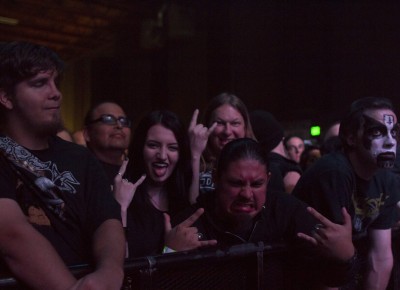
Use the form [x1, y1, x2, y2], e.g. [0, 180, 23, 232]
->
[164, 208, 217, 252]
[297, 207, 355, 262]
[113, 159, 146, 222]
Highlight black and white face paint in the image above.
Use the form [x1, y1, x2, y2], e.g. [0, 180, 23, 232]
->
[363, 113, 398, 168]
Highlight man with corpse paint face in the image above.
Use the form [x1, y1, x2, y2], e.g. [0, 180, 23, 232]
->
[293, 97, 400, 289]
[362, 112, 398, 168]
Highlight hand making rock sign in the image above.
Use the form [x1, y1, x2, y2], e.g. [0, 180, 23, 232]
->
[188, 109, 217, 204]
[113, 159, 146, 226]
[297, 207, 355, 262]
[164, 208, 218, 252]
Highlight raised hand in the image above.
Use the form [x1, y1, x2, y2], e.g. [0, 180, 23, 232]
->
[297, 207, 355, 262]
[164, 208, 217, 251]
[188, 109, 217, 158]
[113, 159, 146, 212]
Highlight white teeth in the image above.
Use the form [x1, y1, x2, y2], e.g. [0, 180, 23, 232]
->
[153, 162, 167, 168]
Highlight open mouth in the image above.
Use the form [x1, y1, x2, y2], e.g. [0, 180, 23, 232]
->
[231, 201, 254, 213]
[378, 152, 396, 160]
[377, 152, 396, 168]
[152, 162, 169, 177]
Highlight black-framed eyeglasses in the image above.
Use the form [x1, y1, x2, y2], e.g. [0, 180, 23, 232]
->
[89, 114, 132, 128]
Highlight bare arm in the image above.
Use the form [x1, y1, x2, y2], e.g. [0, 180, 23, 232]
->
[364, 228, 393, 290]
[72, 219, 125, 290]
[188, 109, 216, 204]
[113, 159, 146, 226]
[283, 171, 301, 194]
[189, 155, 201, 205]
[0, 198, 76, 290]
[113, 160, 145, 259]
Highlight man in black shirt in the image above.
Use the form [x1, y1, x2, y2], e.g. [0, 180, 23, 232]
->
[169, 138, 356, 289]
[250, 110, 302, 193]
[293, 97, 399, 289]
[0, 41, 125, 289]
[83, 101, 132, 186]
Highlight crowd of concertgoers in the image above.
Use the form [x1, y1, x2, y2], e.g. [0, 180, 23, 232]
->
[1, 41, 400, 290]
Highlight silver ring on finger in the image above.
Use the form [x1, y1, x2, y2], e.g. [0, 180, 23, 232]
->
[117, 172, 123, 176]
[197, 232, 204, 241]
[314, 223, 324, 231]
[123, 178, 129, 183]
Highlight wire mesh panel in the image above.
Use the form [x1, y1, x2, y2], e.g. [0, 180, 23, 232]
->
[144, 259, 250, 290]
[0, 243, 310, 290]
[121, 244, 289, 290]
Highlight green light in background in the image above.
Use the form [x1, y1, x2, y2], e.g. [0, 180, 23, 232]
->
[310, 126, 321, 136]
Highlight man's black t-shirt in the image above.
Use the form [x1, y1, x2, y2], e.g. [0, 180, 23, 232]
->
[172, 190, 354, 289]
[293, 151, 398, 241]
[267, 152, 302, 193]
[0, 135, 121, 265]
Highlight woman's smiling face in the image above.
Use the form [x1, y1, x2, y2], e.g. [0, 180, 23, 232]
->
[143, 124, 179, 186]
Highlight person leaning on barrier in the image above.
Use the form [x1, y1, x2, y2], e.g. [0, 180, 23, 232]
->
[113, 110, 217, 258]
[0, 41, 125, 289]
[167, 138, 356, 289]
[293, 97, 400, 289]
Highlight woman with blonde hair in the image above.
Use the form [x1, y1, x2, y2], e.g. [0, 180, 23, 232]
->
[188, 92, 255, 203]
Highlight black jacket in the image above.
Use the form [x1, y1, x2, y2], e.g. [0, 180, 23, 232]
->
[173, 190, 357, 289]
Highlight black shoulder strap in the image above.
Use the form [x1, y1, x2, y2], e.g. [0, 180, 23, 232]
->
[0, 136, 67, 221]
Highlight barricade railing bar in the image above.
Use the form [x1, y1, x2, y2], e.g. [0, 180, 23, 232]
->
[0, 242, 286, 290]
[1, 239, 399, 290]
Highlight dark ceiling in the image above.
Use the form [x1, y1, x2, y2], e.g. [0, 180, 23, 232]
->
[0, 0, 139, 60]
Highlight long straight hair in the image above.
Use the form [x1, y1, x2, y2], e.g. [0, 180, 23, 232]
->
[126, 110, 191, 214]
[202, 92, 255, 170]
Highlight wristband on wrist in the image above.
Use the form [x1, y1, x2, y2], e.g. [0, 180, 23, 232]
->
[343, 249, 357, 265]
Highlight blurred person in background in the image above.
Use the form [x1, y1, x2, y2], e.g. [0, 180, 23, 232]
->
[250, 110, 302, 193]
[284, 134, 305, 164]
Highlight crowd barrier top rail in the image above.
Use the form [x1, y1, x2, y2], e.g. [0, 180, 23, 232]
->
[0, 242, 287, 288]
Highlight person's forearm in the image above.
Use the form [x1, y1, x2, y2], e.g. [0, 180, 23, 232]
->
[92, 219, 125, 281]
[364, 253, 393, 290]
[0, 199, 76, 290]
[1, 221, 76, 290]
[189, 156, 201, 204]
[120, 208, 127, 227]
[365, 229, 394, 290]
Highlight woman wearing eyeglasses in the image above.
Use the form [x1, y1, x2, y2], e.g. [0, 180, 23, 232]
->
[113, 110, 196, 258]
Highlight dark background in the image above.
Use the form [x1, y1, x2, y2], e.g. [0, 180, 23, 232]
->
[94, 0, 400, 138]
[1, 0, 400, 138]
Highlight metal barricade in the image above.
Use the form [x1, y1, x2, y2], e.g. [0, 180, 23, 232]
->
[0, 242, 287, 290]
